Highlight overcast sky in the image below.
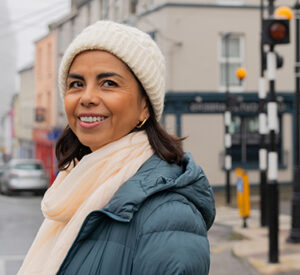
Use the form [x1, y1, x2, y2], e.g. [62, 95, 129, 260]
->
[6, 0, 71, 70]
[0, 0, 71, 119]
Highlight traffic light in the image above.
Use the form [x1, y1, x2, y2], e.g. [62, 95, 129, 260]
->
[262, 18, 290, 46]
[262, 51, 284, 71]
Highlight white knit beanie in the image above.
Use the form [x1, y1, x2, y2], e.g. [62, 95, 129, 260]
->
[59, 20, 166, 121]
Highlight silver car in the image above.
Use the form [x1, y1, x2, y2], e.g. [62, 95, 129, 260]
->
[0, 159, 49, 195]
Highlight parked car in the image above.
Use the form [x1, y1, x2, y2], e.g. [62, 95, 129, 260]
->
[0, 159, 49, 196]
[0, 164, 5, 184]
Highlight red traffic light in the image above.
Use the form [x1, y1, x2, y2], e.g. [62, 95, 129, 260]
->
[262, 18, 290, 46]
[270, 22, 287, 41]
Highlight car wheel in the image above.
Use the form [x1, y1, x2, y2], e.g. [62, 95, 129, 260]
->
[0, 183, 12, 196]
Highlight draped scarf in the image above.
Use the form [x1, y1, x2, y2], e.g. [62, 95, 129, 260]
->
[17, 131, 153, 275]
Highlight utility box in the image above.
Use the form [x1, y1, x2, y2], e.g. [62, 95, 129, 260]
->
[235, 168, 251, 227]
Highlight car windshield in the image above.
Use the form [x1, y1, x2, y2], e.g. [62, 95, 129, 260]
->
[13, 163, 43, 170]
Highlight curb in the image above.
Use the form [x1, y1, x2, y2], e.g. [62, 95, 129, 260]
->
[215, 206, 300, 274]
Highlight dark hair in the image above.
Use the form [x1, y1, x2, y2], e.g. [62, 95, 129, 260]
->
[56, 73, 185, 171]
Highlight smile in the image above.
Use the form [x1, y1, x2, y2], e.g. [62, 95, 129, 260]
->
[79, 116, 106, 122]
[78, 114, 108, 129]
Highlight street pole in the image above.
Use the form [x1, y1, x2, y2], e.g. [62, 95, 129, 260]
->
[288, 0, 300, 243]
[267, 0, 279, 263]
[224, 32, 232, 205]
[259, 0, 268, 227]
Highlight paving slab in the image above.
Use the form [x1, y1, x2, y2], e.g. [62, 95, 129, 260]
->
[215, 206, 300, 275]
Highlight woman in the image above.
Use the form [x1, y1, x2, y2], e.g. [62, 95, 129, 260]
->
[18, 21, 215, 275]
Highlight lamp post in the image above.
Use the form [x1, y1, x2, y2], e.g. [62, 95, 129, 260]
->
[288, 0, 300, 243]
[224, 32, 232, 205]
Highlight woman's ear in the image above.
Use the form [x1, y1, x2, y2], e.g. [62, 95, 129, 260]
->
[139, 96, 150, 121]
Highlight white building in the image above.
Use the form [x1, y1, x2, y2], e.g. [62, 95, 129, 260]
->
[15, 65, 35, 159]
[47, 0, 297, 186]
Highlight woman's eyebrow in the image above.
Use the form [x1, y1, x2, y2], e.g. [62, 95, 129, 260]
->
[67, 73, 84, 81]
[97, 72, 124, 80]
[67, 72, 125, 81]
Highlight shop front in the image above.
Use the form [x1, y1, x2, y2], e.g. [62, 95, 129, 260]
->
[33, 128, 61, 184]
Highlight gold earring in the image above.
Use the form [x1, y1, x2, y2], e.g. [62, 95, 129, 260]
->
[136, 118, 147, 128]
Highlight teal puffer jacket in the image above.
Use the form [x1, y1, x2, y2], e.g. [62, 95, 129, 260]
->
[57, 153, 215, 275]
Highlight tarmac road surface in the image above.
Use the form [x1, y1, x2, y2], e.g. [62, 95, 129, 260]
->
[0, 193, 43, 275]
[0, 188, 295, 275]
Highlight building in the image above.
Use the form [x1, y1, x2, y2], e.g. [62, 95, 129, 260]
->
[1, 95, 17, 162]
[133, 0, 296, 186]
[34, 33, 61, 183]
[14, 64, 35, 159]
[45, 0, 297, 186]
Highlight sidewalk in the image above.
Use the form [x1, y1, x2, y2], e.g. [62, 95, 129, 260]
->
[214, 206, 300, 274]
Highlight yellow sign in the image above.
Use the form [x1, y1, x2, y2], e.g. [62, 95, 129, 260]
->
[236, 168, 250, 227]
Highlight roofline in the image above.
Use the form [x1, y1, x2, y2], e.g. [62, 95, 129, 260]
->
[137, 2, 270, 18]
[18, 63, 34, 73]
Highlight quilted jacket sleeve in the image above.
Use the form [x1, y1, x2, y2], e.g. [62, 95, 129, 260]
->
[131, 199, 210, 275]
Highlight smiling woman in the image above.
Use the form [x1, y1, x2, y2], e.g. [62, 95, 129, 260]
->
[64, 50, 148, 152]
[18, 21, 215, 275]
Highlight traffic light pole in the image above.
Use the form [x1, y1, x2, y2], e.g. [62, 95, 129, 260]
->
[267, 0, 279, 263]
[288, 0, 300, 243]
[224, 32, 232, 205]
[259, 0, 268, 227]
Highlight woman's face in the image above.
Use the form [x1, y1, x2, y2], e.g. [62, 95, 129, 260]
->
[64, 50, 148, 151]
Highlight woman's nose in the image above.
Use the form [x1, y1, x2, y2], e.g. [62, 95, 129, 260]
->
[80, 86, 100, 107]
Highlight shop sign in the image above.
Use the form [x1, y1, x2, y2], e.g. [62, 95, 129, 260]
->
[189, 101, 286, 114]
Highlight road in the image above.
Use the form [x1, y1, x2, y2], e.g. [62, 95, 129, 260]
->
[0, 189, 293, 275]
[208, 222, 259, 275]
[0, 194, 43, 275]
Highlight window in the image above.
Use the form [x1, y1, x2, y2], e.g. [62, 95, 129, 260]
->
[47, 42, 52, 77]
[230, 115, 283, 168]
[114, 0, 121, 21]
[148, 31, 156, 40]
[101, 0, 109, 19]
[130, 0, 137, 14]
[219, 34, 244, 91]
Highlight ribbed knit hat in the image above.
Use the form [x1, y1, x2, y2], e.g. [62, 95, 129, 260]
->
[59, 20, 166, 121]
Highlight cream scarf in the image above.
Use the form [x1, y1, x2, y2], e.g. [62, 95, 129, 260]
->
[18, 131, 153, 275]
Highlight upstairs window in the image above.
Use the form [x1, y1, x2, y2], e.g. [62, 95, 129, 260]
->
[219, 34, 244, 91]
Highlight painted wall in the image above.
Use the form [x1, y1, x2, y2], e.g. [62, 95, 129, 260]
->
[44, 0, 296, 186]
[137, 3, 295, 93]
[17, 66, 35, 141]
[35, 32, 58, 129]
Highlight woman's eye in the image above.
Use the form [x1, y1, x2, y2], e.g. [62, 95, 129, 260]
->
[103, 80, 117, 87]
[69, 81, 83, 89]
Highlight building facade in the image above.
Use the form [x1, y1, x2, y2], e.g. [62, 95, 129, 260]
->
[133, 0, 296, 186]
[34, 32, 61, 182]
[44, 0, 297, 186]
[14, 65, 35, 159]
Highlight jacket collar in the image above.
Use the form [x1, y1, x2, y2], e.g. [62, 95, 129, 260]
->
[101, 153, 215, 229]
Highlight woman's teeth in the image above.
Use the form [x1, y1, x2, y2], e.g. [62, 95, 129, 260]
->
[79, 116, 105, 123]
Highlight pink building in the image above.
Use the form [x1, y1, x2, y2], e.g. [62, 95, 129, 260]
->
[34, 32, 61, 183]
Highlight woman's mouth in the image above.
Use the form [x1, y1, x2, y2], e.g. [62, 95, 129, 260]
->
[78, 115, 107, 128]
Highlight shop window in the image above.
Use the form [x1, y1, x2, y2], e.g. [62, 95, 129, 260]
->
[230, 115, 283, 168]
